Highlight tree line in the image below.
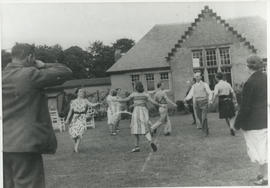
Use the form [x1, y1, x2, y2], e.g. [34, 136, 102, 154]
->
[1, 38, 135, 79]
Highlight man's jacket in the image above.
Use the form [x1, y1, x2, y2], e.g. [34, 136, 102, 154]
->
[2, 62, 72, 153]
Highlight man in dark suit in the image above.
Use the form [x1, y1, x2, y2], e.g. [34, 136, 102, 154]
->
[234, 55, 267, 185]
[2, 43, 72, 188]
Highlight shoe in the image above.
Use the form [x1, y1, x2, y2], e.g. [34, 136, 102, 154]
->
[131, 147, 140, 152]
[116, 129, 120, 133]
[254, 178, 268, 186]
[111, 132, 117, 136]
[230, 129, 235, 136]
[150, 143, 157, 152]
[164, 132, 171, 136]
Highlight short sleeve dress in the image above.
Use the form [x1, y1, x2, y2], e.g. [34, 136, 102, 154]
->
[69, 99, 89, 138]
[130, 92, 151, 135]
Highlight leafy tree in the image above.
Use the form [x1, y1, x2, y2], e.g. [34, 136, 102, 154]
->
[112, 38, 135, 53]
[35, 44, 63, 63]
[63, 46, 92, 79]
[88, 41, 115, 77]
[1, 50, 12, 70]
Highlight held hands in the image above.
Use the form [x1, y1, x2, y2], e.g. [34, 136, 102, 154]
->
[65, 120, 70, 126]
[35, 60, 46, 69]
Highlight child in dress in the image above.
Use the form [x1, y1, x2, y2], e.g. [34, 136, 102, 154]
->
[115, 81, 161, 152]
[106, 89, 120, 135]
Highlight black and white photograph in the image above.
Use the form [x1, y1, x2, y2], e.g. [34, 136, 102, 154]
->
[1, 0, 268, 187]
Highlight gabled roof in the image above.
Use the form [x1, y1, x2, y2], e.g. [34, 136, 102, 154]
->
[107, 23, 190, 73]
[46, 77, 111, 91]
[107, 6, 266, 73]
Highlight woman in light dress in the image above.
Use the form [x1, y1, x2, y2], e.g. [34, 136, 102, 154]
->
[65, 88, 100, 153]
[116, 81, 161, 152]
[106, 89, 121, 135]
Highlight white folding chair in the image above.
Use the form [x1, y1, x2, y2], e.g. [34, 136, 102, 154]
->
[49, 109, 66, 132]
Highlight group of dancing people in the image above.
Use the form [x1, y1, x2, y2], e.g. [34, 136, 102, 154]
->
[64, 55, 267, 185]
[3, 43, 267, 187]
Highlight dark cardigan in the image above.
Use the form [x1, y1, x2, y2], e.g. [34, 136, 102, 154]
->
[234, 71, 267, 131]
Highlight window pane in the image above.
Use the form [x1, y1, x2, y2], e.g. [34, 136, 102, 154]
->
[206, 49, 217, 67]
[160, 72, 169, 89]
[192, 50, 203, 67]
[207, 67, 218, 90]
[219, 47, 231, 65]
[145, 73, 155, 91]
[131, 74, 140, 90]
[221, 67, 232, 85]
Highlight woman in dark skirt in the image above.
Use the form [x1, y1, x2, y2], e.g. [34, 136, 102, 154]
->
[211, 72, 238, 136]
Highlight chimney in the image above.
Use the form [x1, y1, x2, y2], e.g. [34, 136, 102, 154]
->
[114, 49, 122, 62]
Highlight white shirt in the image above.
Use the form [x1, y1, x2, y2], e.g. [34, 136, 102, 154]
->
[213, 80, 234, 97]
[185, 81, 212, 101]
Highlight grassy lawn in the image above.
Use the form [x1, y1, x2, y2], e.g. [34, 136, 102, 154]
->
[44, 112, 258, 188]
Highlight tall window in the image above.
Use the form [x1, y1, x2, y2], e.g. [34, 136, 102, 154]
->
[191, 47, 232, 88]
[208, 68, 218, 90]
[160, 72, 169, 89]
[206, 49, 218, 89]
[192, 50, 204, 81]
[206, 49, 217, 66]
[221, 67, 232, 85]
[219, 47, 231, 65]
[131, 74, 140, 90]
[145, 73, 155, 91]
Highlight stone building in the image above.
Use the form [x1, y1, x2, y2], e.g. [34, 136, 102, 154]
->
[107, 6, 266, 101]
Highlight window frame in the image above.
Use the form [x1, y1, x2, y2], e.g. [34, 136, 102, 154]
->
[191, 45, 233, 87]
[145, 73, 155, 91]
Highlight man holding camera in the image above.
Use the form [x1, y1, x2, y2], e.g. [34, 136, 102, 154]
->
[2, 43, 72, 188]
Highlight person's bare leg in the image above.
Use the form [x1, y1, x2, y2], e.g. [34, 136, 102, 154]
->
[226, 118, 235, 136]
[131, 135, 140, 152]
[75, 136, 81, 153]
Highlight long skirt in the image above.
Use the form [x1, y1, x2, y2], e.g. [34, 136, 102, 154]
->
[243, 128, 268, 165]
[218, 95, 235, 119]
[130, 106, 150, 135]
[69, 114, 87, 138]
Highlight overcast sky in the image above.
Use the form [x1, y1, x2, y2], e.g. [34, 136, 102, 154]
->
[1, 1, 267, 51]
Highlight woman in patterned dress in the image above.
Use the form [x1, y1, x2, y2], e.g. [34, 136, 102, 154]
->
[116, 81, 161, 152]
[65, 88, 99, 153]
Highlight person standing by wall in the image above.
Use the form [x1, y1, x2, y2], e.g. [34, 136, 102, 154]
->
[184, 72, 212, 136]
[150, 82, 177, 136]
[211, 72, 238, 136]
[2, 43, 72, 188]
[234, 55, 267, 185]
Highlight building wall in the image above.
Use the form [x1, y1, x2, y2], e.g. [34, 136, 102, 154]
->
[110, 69, 174, 100]
[169, 13, 256, 101]
[110, 73, 132, 91]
